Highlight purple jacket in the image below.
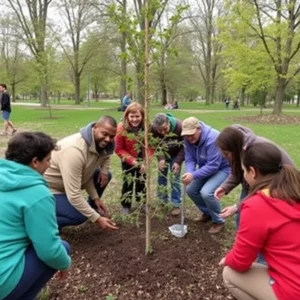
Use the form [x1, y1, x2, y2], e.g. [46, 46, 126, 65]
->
[184, 122, 230, 179]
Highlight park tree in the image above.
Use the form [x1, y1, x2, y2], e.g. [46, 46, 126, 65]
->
[84, 36, 120, 100]
[221, 0, 300, 114]
[219, 16, 276, 106]
[151, 5, 189, 106]
[109, 0, 172, 105]
[189, 0, 224, 104]
[0, 15, 27, 102]
[56, 0, 98, 104]
[151, 26, 200, 102]
[6, 0, 52, 107]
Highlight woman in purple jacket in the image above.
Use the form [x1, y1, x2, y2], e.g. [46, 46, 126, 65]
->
[181, 117, 230, 234]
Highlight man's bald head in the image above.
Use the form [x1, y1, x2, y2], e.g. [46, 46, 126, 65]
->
[93, 116, 117, 149]
[96, 115, 117, 128]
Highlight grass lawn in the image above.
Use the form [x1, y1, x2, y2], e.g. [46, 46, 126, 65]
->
[2, 103, 300, 223]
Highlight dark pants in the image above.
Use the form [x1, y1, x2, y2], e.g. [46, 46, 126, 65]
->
[121, 162, 146, 209]
[55, 169, 112, 229]
[4, 241, 70, 300]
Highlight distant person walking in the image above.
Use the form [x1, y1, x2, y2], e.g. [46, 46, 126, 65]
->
[224, 97, 230, 110]
[0, 83, 17, 136]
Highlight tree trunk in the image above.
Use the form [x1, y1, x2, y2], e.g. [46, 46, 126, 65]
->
[136, 61, 145, 106]
[240, 87, 246, 106]
[75, 73, 81, 104]
[161, 82, 167, 106]
[11, 82, 16, 103]
[40, 84, 47, 107]
[144, 0, 152, 255]
[297, 88, 300, 107]
[272, 76, 285, 114]
[120, 31, 127, 105]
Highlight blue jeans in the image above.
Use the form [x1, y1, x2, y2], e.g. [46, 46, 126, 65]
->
[4, 241, 70, 300]
[55, 169, 112, 229]
[157, 157, 181, 207]
[234, 186, 248, 229]
[186, 170, 228, 224]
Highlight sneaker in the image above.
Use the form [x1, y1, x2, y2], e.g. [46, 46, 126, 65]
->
[171, 207, 181, 217]
[208, 223, 225, 234]
[12, 128, 17, 135]
[193, 214, 211, 222]
[121, 207, 130, 215]
[0, 132, 8, 136]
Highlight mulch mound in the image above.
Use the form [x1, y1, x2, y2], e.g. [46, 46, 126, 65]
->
[227, 114, 300, 124]
[48, 217, 234, 300]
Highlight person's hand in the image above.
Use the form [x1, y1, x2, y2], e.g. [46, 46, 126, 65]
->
[158, 160, 166, 171]
[172, 162, 180, 174]
[219, 257, 226, 266]
[219, 205, 237, 219]
[182, 173, 193, 185]
[56, 268, 70, 280]
[99, 172, 109, 188]
[214, 187, 226, 200]
[95, 216, 118, 231]
[140, 164, 146, 174]
[94, 198, 109, 217]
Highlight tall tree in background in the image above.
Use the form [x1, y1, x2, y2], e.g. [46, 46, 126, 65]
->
[154, 5, 189, 106]
[224, 0, 300, 114]
[92, 0, 129, 104]
[57, 0, 97, 104]
[0, 15, 27, 102]
[109, 0, 169, 105]
[6, 0, 52, 107]
[190, 0, 223, 104]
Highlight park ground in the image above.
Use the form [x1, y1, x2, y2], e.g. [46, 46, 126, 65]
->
[1, 100, 300, 299]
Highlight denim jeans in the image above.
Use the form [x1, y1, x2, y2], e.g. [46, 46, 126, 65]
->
[55, 169, 112, 229]
[157, 156, 181, 208]
[4, 241, 70, 300]
[234, 186, 249, 229]
[186, 170, 228, 224]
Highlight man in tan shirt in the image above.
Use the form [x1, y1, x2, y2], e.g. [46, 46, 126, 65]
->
[44, 115, 118, 231]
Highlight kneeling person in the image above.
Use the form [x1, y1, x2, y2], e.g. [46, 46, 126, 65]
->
[44, 115, 118, 231]
[0, 132, 71, 300]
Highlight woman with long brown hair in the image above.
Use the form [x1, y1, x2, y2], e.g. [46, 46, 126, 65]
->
[214, 125, 293, 227]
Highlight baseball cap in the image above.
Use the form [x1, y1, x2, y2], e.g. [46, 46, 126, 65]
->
[181, 117, 200, 135]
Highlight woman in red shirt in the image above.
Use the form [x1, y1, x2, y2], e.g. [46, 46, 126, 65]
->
[219, 142, 300, 300]
[115, 103, 148, 215]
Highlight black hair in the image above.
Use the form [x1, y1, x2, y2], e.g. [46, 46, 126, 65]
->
[5, 132, 57, 165]
[97, 115, 117, 128]
[216, 126, 244, 181]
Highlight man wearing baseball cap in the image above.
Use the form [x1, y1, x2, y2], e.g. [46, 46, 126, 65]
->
[181, 117, 230, 234]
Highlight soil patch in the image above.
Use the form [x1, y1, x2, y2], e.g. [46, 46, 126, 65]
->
[227, 114, 300, 124]
[48, 217, 233, 300]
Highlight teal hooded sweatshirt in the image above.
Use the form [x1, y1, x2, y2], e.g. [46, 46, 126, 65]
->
[0, 159, 71, 299]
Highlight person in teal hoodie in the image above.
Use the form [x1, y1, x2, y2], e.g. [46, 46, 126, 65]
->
[0, 132, 71, 300]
